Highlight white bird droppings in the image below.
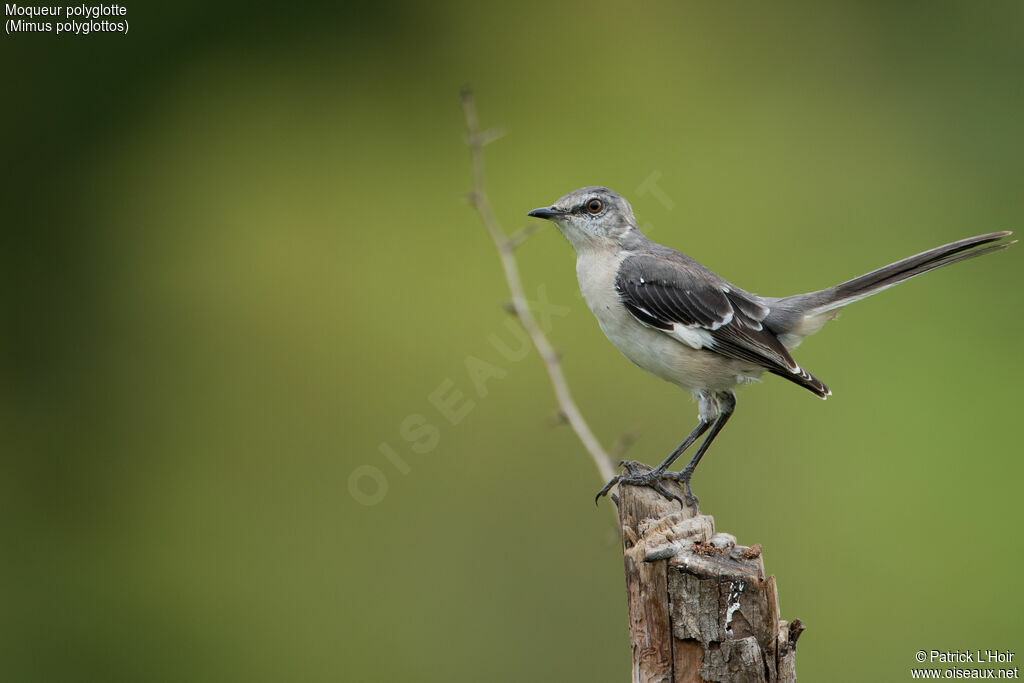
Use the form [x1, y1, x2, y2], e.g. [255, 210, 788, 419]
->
[724, 580, 745, 635]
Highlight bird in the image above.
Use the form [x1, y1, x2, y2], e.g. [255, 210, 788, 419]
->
[526, 186, 1014, 511]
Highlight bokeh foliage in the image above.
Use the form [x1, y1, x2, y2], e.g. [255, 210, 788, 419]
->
[2, 2, 1022, 681]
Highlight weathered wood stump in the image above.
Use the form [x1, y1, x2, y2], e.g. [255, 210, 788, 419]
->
[612, 467, 804, 682]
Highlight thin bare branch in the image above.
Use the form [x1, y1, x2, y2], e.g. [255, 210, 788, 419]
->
[460, 88, 616, 482]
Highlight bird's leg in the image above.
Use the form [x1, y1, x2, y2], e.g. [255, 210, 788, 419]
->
[593, 418, 712, 506]
[650, 420, 712, 474]
[595, 392, 739, 511]
[663, 391, 736, 512]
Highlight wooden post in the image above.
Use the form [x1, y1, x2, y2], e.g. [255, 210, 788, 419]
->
[613, 467, 804, 682]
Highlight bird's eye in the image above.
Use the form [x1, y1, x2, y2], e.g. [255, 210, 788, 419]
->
[587, 199, 603, 214]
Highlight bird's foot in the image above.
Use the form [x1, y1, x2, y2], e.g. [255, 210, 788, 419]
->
[595, 461, 698, 514]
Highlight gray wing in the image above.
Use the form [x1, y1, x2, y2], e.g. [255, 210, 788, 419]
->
[615, 253, 829, 397]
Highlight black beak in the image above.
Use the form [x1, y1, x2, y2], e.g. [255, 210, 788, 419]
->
[527, 206, 564, 220]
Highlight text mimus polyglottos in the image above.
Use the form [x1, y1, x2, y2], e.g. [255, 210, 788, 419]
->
[527, 186, 1013, 510]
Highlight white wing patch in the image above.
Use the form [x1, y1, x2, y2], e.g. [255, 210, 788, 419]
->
[666, 323, 714, 350]
[707, 310, 734, 330]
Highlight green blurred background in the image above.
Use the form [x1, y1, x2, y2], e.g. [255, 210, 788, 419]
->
[2, 2, 1022, 681]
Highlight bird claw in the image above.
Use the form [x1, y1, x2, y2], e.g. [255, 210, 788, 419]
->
[650, 480, 685, 508]
[660, 471, 699, 514]
[594, 475, 620, 505]
[595, 461, 697, 513]
[619, 460, 643, 475]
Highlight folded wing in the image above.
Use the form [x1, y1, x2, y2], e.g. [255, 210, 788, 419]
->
[615, 253, 830, 398]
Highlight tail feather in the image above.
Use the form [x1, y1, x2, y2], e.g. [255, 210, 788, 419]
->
[808, 231, 1014, 315]
[767, 364, 831, 399]
[771, 232, 1014, 324]
[760, 231, 1012, 396]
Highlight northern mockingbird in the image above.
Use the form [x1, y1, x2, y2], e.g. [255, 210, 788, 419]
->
[527, 186, 1014, 510]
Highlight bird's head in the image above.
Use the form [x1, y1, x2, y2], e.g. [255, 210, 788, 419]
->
[528, 186, 637, 251]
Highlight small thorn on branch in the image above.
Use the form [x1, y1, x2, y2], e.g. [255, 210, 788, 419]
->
[609, 432, 638, 461]
[541, 350, 563, 364]
[547, 409, 569, 426]
[465, 127, 506, 148]
[505, 223, 543, 251]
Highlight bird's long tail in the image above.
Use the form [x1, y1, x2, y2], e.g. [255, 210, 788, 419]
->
[767, 231, 1014, 345]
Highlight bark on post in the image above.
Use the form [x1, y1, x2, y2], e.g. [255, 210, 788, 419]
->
[613, 467, 804, 682]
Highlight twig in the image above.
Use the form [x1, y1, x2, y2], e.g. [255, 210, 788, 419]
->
[460, 88, 616, 483]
